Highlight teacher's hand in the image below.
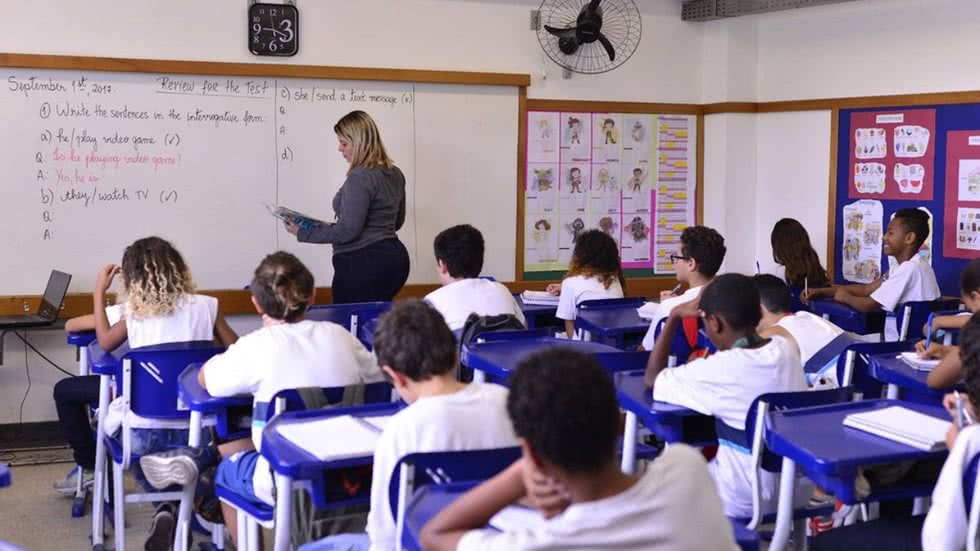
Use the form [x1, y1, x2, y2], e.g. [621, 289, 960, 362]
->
[284, 220, 299, 235]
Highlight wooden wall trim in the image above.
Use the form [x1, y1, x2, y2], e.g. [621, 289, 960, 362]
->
[526, 99, 701, 115]
[826, 109, 840, 274]
[0, 53, 530, 87]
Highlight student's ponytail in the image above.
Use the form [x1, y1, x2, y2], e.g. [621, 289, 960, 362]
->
[251, 252, 314, 322]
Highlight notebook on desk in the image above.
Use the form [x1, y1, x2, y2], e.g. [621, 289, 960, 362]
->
[520, 291, 559, 306]
[843, 406, 949, 452]
[277, 414, 390, 461]
[897, 352, 941, 371]
[0, 270, 71, 329]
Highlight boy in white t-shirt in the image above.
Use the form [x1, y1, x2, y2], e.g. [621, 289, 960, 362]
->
[754, 274, 848, 385]
[424, 224, 525, 331]
[422, 348, 738, 551]
[804, 208, 940, 340]
[299, 299, 517, 551]
[139, 252, 383, 547]
[646, 273, 807, 519]
[640, 225, 726, 350]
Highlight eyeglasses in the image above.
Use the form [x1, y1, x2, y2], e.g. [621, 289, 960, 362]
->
[669, 254, 692, 264]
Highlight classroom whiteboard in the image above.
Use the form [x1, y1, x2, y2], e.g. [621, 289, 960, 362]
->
[0, 68, 519, 295]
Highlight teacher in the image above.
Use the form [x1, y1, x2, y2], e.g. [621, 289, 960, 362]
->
[285, 110, 410, 303]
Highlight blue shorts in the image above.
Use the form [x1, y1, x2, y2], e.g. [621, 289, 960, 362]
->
[214, 451, 265, 508]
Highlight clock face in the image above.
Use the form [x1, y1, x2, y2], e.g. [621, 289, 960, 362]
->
[248, 3, 299, 57]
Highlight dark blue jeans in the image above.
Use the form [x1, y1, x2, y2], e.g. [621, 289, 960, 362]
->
[331, 238, 410, 304]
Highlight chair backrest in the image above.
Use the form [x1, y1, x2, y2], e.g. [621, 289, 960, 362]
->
[742, 387, 855, 529]
[803, 332, 861, 376]
[122, 341, 224, 419]
[577, 297, 646, 310]
[388, 447, 522, 547]
[654, 317, 716, 366]
[897, 299, 964, 341]
[835, 340, 915, 396]
[927, 309, 968, 346]
[307, 301, 393, 333]
[787, 286, 809, 314]
[266, 381, 394, 421]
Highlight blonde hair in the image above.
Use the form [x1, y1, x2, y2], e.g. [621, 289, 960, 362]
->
[334, 110, 394, 173]
[250, 252, 314, 322]
[120, 236, 196, 319]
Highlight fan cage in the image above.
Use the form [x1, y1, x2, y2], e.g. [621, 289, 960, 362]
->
[536, 0, 642, 75]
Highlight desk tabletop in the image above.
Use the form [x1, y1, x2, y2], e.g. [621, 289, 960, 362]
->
[575, 306, 649, 336]
[462, 338, 620, 382]
[261, 402, 403, 479]
[514, 295, 558, 316]
[614, 369, 716, 444]
[178, 363, 252, 413]
[66, 330, 96, 347]
[869, 353, 946, 397]
[85, 340, 129, 375]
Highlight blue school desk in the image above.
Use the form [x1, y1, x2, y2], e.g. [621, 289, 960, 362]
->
[461, 337, 623, 383]
[574, 304, 649, 349]
[66, 330, 97, 375]
[764, 399, 948, 551]
[868, 353, 950, 401]
[513, 294, 558, 330]
[402, 481, 759, 551]
[614, 369, 715, 473]
[809, 299, 886, 337]
[261, 402, 404, 551]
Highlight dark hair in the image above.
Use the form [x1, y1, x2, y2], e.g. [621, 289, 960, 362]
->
[699, 273, 763, 331]
[753, 274, 792, 315]
[770, 218, 831, 288]
[680, 226, 726, 278]
[960, 313, 980, 408]
[962, 258, 980, 296]
[433, 224, 485, 279]
[566, 229, 625, 291]
[893, 208, 930, 250]
[120, 236, 195, 318]
[250, 251, 314, 322]
[373, 299, 456, 381]
[508, 349, 618, 473]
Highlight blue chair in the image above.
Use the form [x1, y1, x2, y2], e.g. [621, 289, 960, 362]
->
[896, 299, 964, 342]
[65, 330, 98, 518]
[811, 298, 887, 339]
[787, 287, 809, 314]
[217, 382, 395, 551]
[803, 333, 861, 387]
[105, 341, 225, 551]
[307, 301, 392, 342]
[836, 340, 913, 399]
[387, 447, 522, 549]
[653, 317, 716, 366]
[741, 388, 855, 532]
[926, 309, 968, 346]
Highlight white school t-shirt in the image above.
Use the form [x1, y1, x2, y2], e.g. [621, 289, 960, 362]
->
[653, 336, 807, 518]
[366, 383, 517, 551]
[640, 286, 703, 350]
[775, 311, 845, 366]
[922, 424, 980, 551]
[870, 255, 941, 340]
[556, 275, 624, 321]
[424, 279, 526, 331]
[202, 319, 383, 505]
[458, 444, 739, 551]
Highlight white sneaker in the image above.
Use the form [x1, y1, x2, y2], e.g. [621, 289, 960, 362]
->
[52, 467, 93, 497]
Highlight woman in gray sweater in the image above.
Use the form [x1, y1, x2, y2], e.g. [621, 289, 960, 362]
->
[285, 110, 410, 303]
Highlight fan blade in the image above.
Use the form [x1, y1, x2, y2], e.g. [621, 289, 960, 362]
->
[588, 0, 601, 12]
[544, 24, 576, 38]
[596, 32, 616, 62]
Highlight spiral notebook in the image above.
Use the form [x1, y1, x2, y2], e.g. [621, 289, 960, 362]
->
[277, 414, 390, 461]
[843, 406, 948, 452]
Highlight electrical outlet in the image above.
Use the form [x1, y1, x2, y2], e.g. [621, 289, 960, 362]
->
[22, 301, 29, 312]
[562, 67, 572, 80]
[530, 10, 541, 31]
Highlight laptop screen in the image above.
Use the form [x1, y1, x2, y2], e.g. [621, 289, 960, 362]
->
[38, 270, 71, 319]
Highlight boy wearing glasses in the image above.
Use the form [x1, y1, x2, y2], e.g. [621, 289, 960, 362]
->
[640, 225, 727, 350]
[644, 274, 807, 519]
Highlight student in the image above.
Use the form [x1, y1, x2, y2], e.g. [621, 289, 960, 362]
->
[769, 217, 832, 289]
[645, 273, 807, 518]
[547, 229, 625, 338]
[421, 348, 738, 551]
[300, 299, 517, 551]
[812, 312, 980, 550]
[639, 225, 726, 350]
[424, 224, 525, 331]
[920, 258, 980, 389]
[137, 251, 383, 546]
[804, 208, 940, 341]
[754, 274, 846, 384]
[53, 236, 238, 550]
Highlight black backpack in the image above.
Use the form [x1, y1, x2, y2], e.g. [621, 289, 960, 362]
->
[457, 313, 527, 381]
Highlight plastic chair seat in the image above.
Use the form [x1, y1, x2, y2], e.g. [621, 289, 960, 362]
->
[215, 484, 274, 524]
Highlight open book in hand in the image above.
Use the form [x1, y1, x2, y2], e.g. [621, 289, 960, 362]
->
[264, 203, 327, 231]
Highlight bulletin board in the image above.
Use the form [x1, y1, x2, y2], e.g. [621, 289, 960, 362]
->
[520, 100, 701, 281]
[834, 104, 980, 297]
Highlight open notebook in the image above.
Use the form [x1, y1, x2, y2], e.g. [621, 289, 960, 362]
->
[488, 504, 542, 532]
[637, 302, 659, 320]
[897, 352, 941, 371]
[520, 291, 559, 306]
[276, 414, 391, 461]
[843, 406, 949, 452]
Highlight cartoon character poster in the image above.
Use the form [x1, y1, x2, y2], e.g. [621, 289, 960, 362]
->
[848, 109, 936, 200]
[841, 199, 884, 284]
[527, 111, 559, 164]
[943, 130, 980, 258]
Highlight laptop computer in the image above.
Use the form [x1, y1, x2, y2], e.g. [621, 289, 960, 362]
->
[0, 270, 72, 329]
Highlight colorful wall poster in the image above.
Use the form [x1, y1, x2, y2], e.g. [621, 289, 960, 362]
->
[848, 109, 936, 200]
[842, 199, 884, 283]
[943, 130, 980, 258]
[523, 111, 697, 277]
